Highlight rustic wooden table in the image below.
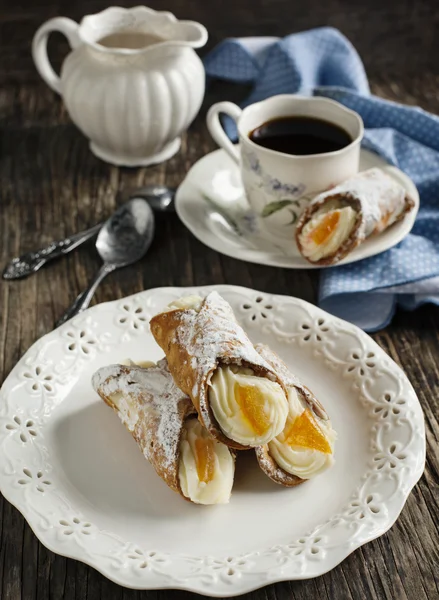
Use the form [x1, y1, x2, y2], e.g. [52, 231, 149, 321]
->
[1, 0, 438, 598]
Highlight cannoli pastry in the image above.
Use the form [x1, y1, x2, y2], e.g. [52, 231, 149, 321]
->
[254, 344, 336, 486]
[92, 359, 235, 505]
[296, 168, 415, 265]
[150, 292, 289, 449]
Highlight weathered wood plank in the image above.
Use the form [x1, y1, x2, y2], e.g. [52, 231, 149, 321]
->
[0, 0, 438, 599]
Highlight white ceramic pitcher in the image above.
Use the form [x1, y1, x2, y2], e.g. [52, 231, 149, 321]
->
[32, 6, 208, 166]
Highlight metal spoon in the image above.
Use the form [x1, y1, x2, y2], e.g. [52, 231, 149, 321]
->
[56, 198, 154, 327]
[2, 185, 173, 281]
[130, 185, 176, 212]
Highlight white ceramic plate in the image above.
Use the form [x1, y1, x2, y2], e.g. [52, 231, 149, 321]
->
[176, 148, 419, 269]
[0, 286, 425, 596]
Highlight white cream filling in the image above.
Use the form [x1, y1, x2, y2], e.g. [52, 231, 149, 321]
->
[108, 391, 139, 432]
[166, 295, 203, 312]
[178, 418, 234, 504]
[268, 388, 336, 479]
[299, 205, 357, 262]
[165, 295, 289, 446]
[208, 365, 288, 446]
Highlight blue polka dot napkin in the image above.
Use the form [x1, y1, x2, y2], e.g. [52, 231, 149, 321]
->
[203, 28, 439, 331]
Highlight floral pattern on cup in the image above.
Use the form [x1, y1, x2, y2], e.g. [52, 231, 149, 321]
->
[207, 96, 363, 240]
[241, 146, 310, 225]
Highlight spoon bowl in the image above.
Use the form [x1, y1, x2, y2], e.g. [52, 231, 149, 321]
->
[56, 198, 155, 326]
[127, 185, 176, 212]
[97, 198, 155, 266]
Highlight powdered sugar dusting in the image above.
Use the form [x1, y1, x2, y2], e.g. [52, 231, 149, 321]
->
[255, 343, 303, 390]
[170, 291, 281, 422]
[296, 168, 414, 265]
[92, 359, 195, 471]
[307, 168, 410, 237]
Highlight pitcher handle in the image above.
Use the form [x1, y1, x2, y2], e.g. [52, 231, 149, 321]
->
[206, 102, 242, 164]
[32, 17, 80, 95]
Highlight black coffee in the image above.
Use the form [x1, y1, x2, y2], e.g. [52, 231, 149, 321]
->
[249, 116, 352, 155]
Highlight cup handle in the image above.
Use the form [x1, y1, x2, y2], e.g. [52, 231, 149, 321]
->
[32, 17, 80, 95]
[206, 101, 242, 164]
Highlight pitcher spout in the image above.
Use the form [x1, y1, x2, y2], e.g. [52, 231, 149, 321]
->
[79, 6, 208, 53]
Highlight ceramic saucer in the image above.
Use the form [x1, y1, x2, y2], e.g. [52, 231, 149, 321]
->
[175, 148, 419, 269]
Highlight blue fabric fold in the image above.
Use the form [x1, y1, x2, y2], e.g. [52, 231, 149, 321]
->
[203, 28, 439, 331]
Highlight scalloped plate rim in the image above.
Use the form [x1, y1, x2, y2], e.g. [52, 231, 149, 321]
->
[0, 285, 426, 595]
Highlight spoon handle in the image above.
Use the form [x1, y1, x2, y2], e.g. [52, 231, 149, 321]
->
[3, 223, 102, 280]
[55, 264, 114, 327]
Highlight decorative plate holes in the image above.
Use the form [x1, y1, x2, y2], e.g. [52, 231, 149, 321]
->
[346, 351, 376, 376]
[209, 556, 248, 578]
[23, 367, 53, 392]
[18, 468, 51, 492]
[128, 549, 166, 569]
[373, 443, 407, 470]
[301, 318, 329, 342]
[59, 518, 92, 536]
[287, 536, 323, 556]
[347, 494, 381, 519]
[224, 557, 247, 575]
[6, 416, 37, 442]
[373, 392, 406, 419]
[65, 330, 96, 354]
[117, 304, 148, 329]
[242, 296, 273, 321]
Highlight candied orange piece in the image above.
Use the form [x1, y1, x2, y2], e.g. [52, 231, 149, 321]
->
[235, 384, 269, 436]
[285, 408, 331, 454]
[194, 438, 216, 483]
[311, 211, 340, 246]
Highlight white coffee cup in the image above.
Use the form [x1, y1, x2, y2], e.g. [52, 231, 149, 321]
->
[207, 95, 364, 239]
